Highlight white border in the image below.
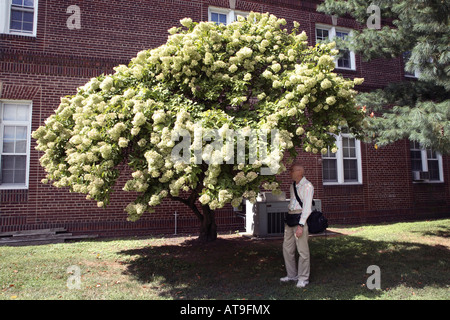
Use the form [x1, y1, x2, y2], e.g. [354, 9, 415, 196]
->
[0, 99, 33, 190]
[208, 6, 249, 25]
[322, 133, 363, 185]
[315, 23, 356, 71]
[411, 142, 444, 183]
[0, 0, 38, 37]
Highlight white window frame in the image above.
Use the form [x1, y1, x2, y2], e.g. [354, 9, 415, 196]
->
[410, 141, 444, 183]
[0, 0, 38, 37]
[0, 100, 32, 190]
[208, 6, 249, 26]
[403, 52, 421, 78]
[404, 67, 421, 79]
[315, 24, 356, 71]
[322, 133, 363, 185]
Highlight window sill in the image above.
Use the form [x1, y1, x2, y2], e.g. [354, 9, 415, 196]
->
[412, 181, 444, 184]
[0, 185, 29, 190]
[323, 182, 363, 186]
[335, 67, 357, 72]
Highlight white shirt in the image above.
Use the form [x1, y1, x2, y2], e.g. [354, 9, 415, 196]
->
[289, 177, 314, 225]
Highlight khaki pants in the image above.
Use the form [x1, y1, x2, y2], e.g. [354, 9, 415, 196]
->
[282, 223, 310, 281]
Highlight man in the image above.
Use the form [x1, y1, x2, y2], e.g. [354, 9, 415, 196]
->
[280, 163, 314, 288]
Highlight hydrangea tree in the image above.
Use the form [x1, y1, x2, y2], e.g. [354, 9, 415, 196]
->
[33, 13, 366, 241]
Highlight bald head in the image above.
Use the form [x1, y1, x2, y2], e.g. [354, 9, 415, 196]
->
[291, 162, 305, 173]
[290, 162, 305, 182]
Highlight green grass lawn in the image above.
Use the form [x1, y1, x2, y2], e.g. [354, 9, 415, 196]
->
[0, 218, 449, 300]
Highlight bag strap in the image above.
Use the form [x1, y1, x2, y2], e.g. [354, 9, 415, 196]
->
[292, 181, 315, 209]
[293, 181, 303, 207]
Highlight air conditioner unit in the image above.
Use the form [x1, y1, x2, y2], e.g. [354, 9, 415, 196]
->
[412, 171, 429, 181]
[245, 192, 322, 237]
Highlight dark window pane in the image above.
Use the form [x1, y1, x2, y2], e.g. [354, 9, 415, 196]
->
[410, 150, 422, 171]
[3, 141, 15, 153]
[219, 14, 227, 24]
[15, 156, 27, 170]
[323, 159, 338, 182]
[1, 156, 27, 184]
[14, 170, 26, 184]
[11, 10, 22, 20]
[10, 20, 22, 31]
[2, 156, 15, 170]
[336, 31, 348, 39]
[1, 170, 14, 184]
[23, 11, 34, 22]
[22, 22, 33, 31]
[428, 160, 440, 180]
[343, 159, 358, 181]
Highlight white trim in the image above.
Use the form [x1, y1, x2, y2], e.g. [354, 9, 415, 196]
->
[0, 100, 32, 190]
[322, 133, 363, 185]
[420, 149, 428, 172]
[315, 23, 356, 71]
[410, 141, 444, 183]
[403, 52, 422, 78]
[427, 150, 444, 182]
[208, 6, 230, 25]
[404, 69, 421, 79]
[0, 0, 38, 37]
[0, 0, 8, 33]
[208, 6, 249, 25]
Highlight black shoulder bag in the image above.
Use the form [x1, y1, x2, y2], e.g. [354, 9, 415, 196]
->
[287, 181, 328, 234]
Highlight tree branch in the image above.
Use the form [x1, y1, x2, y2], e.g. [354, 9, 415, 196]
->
[169, 193, 203, 221]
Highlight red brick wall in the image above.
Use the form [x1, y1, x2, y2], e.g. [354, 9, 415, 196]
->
[1, 0, 448, 237]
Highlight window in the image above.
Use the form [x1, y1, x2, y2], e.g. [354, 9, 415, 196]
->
[322, 133, 362, 184]
[342, 136, 358, 181]
[403, 52, 421, 78]
[315, 25, 356, 70]
[208, 6, 249, 26]
[0, 101, 32, 189]
[210, 11, 227, 25]
[315, 28, 329, 42]
[410, 141, 443, 182]
[335, 31, 352, 69]
[0, 0, 38, 36]
[322, 148, 337, 182]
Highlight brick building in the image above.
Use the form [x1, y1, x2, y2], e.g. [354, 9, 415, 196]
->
[1, 0, 449, 237]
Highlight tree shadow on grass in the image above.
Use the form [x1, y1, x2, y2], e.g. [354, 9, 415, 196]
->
[309, 236, 449, 299]
[413, 225, 450, 238]
[118, 235, 450, 300]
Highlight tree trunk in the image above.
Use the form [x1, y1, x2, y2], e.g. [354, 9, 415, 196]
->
[198, 205, 217, 242]
[169, 168, 218, 242]
[171, 195, 218, 242]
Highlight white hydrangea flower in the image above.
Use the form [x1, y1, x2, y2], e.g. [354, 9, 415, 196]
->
[152, 110, 166, 124]
[326, 96, 336, 105]
[123, 88, 136, 99]
[199, 193, 211, 204]
[118, 137, 129, 148]
[321, 79, 332, 90]
[271, 63, 282, 73]
[296, 127, 305, 136]
[132, 112, 146, 127]
[100, 76, 114, 91]
[180, 18, 193, 28]
[229, 64, 238, 73]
